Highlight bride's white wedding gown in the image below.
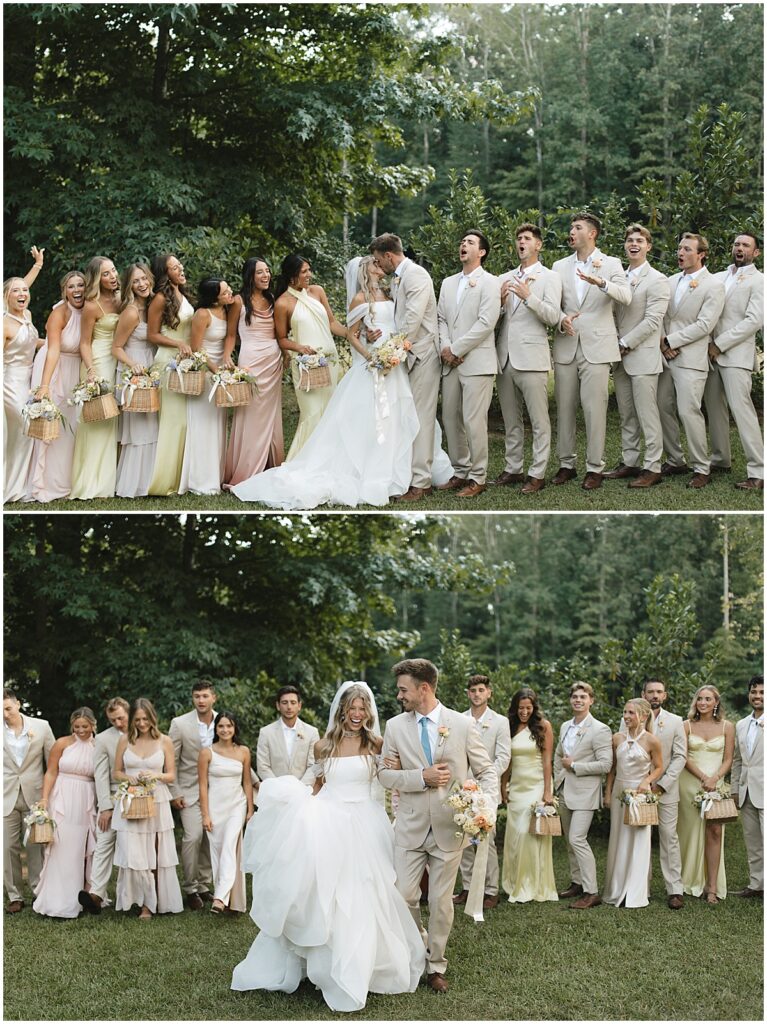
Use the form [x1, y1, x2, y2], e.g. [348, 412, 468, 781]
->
[231, 755, 425, 1012]
[231, 300, 451, 508]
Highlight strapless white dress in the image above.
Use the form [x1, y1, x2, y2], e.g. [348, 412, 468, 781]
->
[231, 755, 425, 1012]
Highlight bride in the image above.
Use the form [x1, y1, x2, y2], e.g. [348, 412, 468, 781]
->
[231, 256, 450, 508]
[231, 681, 425, 1012]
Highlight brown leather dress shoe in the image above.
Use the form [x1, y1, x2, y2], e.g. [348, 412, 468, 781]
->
[552, 467, 577, 485]
[493, 471, 525, 486]
[582, 472, 603, 490]
[452, 890, 469, 905]
[734, 887, 764, 898]
[688, 472, 711, 488]
[628, 470, 663, 488]
[457, 481, 486, 498]
[435, 475, 468, 491]
[5, 900, 24, 914]
[558, 882, 584, 900]
[395, 486, 433, 502]
[521, 476, 545, 494]
[661, 461, 689, 476]
[426, 972, 449, 993]
[186, 893, 204, 911]
[667, 894, 684, 910]
[482, 893, 499, 909]
[735, 478, 764, 490]
[78, 890, 102, 915]
[604, 463, 641, 479]
[570, 893, 602, 909]
[199, 891, 214, 903]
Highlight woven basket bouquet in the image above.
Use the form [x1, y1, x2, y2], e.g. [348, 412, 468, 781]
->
[166, 350, 210, 395]
[529, 795, 562, 836]
[209, 367, 258, 407]
[294, 351, 336, 392]
[69, 377, 120, 422]
[120, 364, 162, 412]
[117, 776, 158, 820]
[23, 803, 56, 845]
[693, 780, 738, 823]
[21, 393, 66, 441]
[620, 788, 660, 826]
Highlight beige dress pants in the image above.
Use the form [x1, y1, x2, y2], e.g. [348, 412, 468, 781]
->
[612, 363, 663, 472]
[658, 363, 710, 473]
[497, 365, 551, 479]
[704, 364, 764, 479]
[458, 825, 499, 895]
[89, 820, 117, 903]
[409, 350, 442, 489]
[559, 801, 599, 895]
[654, 799, 684, 895]
[4, 790, 43, 903]
[394, 829, 463, 975]
[554, 343, 610, 473]
[441, 371, 494, 484]
[178, 800, 212, 895]
[740, 794, 764, 891]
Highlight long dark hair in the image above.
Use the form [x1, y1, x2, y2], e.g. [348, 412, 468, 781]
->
[151, 252, 191, 330]
[212, 710, 243, 746]
[274, 253, 309, 301]
[508, 687, 547, 752]
[241, 257, 274, 325]
[197, 277, 225, 309]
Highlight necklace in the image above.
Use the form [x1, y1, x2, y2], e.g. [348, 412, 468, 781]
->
[342, 730, 359, 739]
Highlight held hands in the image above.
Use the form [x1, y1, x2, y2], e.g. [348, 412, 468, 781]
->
[702, 774, 719, 792]
[661, 338, 679, 360]
[219, 355, 235, 371]
[440, 346, 462, 367]
[202, 814, 213, 832]
[708, 341, 722, 362]
[383, 754, 401, 770]
[603, 791, 612, 809]
[97, 810, 113, 832]
[619, 344, 629, 359]
[636, 779, 651, 794]
[560, 313, 580, 337]
[171, 797, 186, 810]
[423, 762, 451, 788]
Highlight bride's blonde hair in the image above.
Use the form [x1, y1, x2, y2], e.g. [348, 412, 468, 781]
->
[356, 255, 389, 322]
[316, 684, 378, 763]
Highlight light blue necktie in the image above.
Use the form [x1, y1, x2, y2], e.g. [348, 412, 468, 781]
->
[419, 716, 433, 765]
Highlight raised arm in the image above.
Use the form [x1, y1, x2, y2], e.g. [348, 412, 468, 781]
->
[313, 286, 351, 341]
[22, 246, 45, 289]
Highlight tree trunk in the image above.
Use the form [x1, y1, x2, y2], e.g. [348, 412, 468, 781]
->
[371, 205, 378, 238]
[153, 15, 172, 104]
[722, 521, 730, 631]
[182, 514, 197, 573]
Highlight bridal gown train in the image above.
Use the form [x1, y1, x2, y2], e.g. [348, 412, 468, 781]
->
[231, 756, 425, 1012]
[231, 300, 451, 508]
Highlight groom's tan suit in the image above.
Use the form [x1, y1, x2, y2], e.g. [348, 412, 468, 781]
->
[731, 713, 764, 891]
[379, 705, 497, 975]
[392, 258, 440, 490]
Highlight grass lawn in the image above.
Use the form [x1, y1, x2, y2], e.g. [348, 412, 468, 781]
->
[4, 816, 762, 1021]
[6, 383, 763, 513]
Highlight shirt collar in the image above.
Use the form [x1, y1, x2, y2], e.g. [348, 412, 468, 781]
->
[682, 267, 704, 280]
[4, 718, 29, 738]
[281, 719, 297, 732]
[517, 261, 542, 277]
[417, 702, 442, 726]
[576, 249, 600, 266]
[750, 712, 764, 724]
[569, 713, 592, 730]
[395, 259, 409, 278]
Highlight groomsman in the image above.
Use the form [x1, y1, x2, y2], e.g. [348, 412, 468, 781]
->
[169, 680, 218, 909]
[256, 685, 319, 784]
[437, 230, 501, 498]
[705, 232, 764, 491]
[371, 233, 440, 501]
[657, 232, 725, 488]
[731, 676, 764, 898]
[605, 225, 670, 488]
[494, 223, 562, 493]
[554, 682, 612, 908]
[552, 213, 632, 489]
[453, 675, 511, 909]
[3, 688, 55, 913]
[78, 697, 129, 914]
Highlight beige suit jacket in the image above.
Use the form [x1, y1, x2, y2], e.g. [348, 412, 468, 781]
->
[168, 709, 218, 804]
[619, 708, 686, 802]
[256, 718, 319, 785]
[496, 266, 562, 372]
[379, 706, 497, 852]
[614, 263, 670, 376]
[553, 715, 613, 810]
[663, 268, 726, 371]
[3, 714, 56, 817]
[437, 267, 501, 376]
[552, 250, 632, 365]
[711, 266, 764, 370]
[462, 708, 511, 804]
[392, 258, 439, 366]
[731, 715, 764, 809]
[94, 726, 124, 813]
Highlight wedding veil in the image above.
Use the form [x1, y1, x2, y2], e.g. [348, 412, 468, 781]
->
[327, 679, 381, 735]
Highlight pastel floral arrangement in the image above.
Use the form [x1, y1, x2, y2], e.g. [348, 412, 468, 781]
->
[69, 377, 114, 406]
[293, 351, 336, 370]
[693, 779, 730, 808]
[120, 365, 161, 389]
[619, 788, 659, 806]
[366, 332, 412, 376]
[167, 351, 209, 374]
[22, 394, 65, 424]
[591, 257, 603, 269]
[445, 779, 496, 843]
[210, 367, 258, 387]
[116, 776, 157, 813]
[530, 795, 560, 815]
[22, 803, 56, 845]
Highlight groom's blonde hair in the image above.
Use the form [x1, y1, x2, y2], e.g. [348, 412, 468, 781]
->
[393, 659, 438, 689]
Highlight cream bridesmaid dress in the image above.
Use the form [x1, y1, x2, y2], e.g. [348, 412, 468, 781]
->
[206, 749, 247, 911]
[3, 312, 38, 502]
[115, 318, 158, 498]
[501, 727, 558, 902]
[677, 724, 727, 898]
[148, 296, 194, 495]
[178, 311, 227, 495]
[603, 732, 652, 908]
[285, 287, 338, 460]
[69, 303, 119, 499]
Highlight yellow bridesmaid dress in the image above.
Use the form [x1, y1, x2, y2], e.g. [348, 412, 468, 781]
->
[69, 305, 119, 499]
[285, 287, 338, 461]
[148, 296, 194, 495]
[677, 726, 727, 898]
[501, 727, 558, 902]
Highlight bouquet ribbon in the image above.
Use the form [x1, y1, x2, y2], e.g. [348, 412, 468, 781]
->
[625, 794, 644, 824]
[699, 792, 719, 819]
[464, 835, 490, 923]
[533, 804, 552, 834]
[208, 378, 233, 403]
[371, 368, 391, 445]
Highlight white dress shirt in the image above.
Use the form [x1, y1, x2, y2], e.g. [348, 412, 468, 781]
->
[197, 716, 215, 749]
[747, 713, 764, 756]
[281, 720, 299, 759]
[724, 263, 749, 295]
[562, 714, 592, 756]
[4, 719, 31, 767]
[512, 261, 543, 310]
[674, 267, 704, 305]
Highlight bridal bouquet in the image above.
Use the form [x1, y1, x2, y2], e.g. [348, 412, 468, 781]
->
[294, 351, 336, 392]
[69, 377, 119, 422]
[366, 332, 412, 376]
[23, 803, 56, 845]
[120, 365, 162, 412]
[117, 777, 158, 820]
[22, 394, 66, 441]
[445, 779, 496, 843]
[620, 788, 659, 826]
[208, 367, 258, 407]
[693, 780, 737, 822]
[529, 796, 562, 836]
[167, 351, 210, 395]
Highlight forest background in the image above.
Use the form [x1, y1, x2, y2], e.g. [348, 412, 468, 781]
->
[5, 513, 762, 740]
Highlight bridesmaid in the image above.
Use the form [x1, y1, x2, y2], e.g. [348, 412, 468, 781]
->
[69, 256, 121, 500]
[274, 253, 351, 460]
[224, 257, 285, 486]
[112, 698, 183, 919]
[32, 707, 97, 918]
[603, 699, 663, 908]
[4, 279, 39, 502]
[198, 711, 254, 913]
[500, 688, 558, 903]
[113, 263, 158, 498]
[179, 277, 235, 495]
[677, 685, 735, 904]
[146, 253, 194, 496]
[28, 271, 86, 501]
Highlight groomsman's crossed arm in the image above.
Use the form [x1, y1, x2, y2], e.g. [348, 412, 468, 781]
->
[446, 277, 502, 362]
[662, 285, 725, 357]
[653, 728, 687, 796]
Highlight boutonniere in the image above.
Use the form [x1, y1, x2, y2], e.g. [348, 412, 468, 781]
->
[657, 721, 664, 731]
[27, 730, 35, 740]
[525, 274, 539, 284]
[468, 279, 477, 288]
[481, 722, 490, 730]
[574, 728, 584, 740]
[591, 257, 603, 270]
[689, 279, 699, 290]
[437, 725, 450, 745]
[296, 731, 304, 741]
[758, 720, 764, 730]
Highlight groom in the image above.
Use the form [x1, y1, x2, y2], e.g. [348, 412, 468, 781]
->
[378, 659, 497, 993]
[371, 234, 440, 501]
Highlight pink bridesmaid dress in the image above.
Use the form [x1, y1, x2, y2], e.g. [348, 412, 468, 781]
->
[224, 304, 284, 487]
[32, 737, 96, 918]
[27, 301, 82, 501]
